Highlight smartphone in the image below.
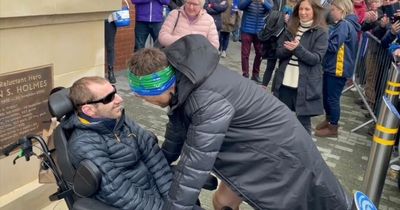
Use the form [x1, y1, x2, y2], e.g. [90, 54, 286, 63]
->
[391, 15, 400, 23]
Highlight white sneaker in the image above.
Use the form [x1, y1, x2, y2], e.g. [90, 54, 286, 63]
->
[221, 51, 226, 58]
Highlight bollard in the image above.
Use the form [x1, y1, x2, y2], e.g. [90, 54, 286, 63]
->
[362, 63, 400, 206]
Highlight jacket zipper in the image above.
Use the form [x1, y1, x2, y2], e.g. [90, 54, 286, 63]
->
[127, 133, 137, 138]
[114, 133, 121, 143]
[149, 2, 153, 22]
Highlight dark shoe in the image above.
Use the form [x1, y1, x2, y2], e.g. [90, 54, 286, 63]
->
[107, 65, 116, 84]
[251, 75, 262, 84]
[315, 119, 329, 130]
[242, 73, 249, 78]
[314, 123, 338, 138]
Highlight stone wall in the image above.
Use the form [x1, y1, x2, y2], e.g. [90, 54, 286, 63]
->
[0, 1, 121, 207]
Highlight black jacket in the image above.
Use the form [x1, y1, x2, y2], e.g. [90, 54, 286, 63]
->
[65, 111, 172, 210]
[205, 0, 228, 31]
[258, 10, 285, 59]
[161, 34, 350, 210]
[273, 26, 329, 116]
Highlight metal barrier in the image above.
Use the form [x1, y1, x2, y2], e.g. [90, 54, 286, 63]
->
[362, 63, 400, 206]
[344, 32, 394, 132]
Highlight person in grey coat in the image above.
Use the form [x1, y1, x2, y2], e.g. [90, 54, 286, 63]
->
[65, 76, 172, 210]
[272, 0, 329, 134]
[127, 34, 350, 210]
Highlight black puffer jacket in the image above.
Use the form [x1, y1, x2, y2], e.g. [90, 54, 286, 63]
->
[64, 110, 172, 210]
[161, 34, 350, 210]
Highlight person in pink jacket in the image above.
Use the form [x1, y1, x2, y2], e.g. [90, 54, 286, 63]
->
[158, 0, 220, 48]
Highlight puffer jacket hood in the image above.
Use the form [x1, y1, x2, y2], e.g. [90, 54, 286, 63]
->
[163, 34, 220, 110]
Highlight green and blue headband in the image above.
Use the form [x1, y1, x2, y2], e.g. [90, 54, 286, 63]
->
[128, 65, 176, 96]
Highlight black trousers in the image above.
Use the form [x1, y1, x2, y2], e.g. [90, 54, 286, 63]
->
[105, 20, 117, 67]
[278, 85, 312, 134]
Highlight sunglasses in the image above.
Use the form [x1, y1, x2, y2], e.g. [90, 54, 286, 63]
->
[78, 85, 117, 106]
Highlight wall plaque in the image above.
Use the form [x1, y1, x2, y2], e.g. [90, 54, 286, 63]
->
[0, 65, 53, 154]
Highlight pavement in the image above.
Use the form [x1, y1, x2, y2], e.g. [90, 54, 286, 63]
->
[43, 39, 400, 210]
[114, 39, 400, 210]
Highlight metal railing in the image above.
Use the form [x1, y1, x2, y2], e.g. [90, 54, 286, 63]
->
[344, 32, 394, 132]
[362, 62, 400, 207]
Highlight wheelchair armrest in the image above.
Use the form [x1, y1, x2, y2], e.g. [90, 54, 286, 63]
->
[72, 198, 119, 210]
[73, 160, 101, 197]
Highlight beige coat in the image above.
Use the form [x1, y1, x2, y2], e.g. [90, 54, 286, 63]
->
[221, 0, 241, 32]
[158, 8, 219, 49]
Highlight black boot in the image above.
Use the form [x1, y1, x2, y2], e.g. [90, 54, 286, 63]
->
[107, 65, 116, 84]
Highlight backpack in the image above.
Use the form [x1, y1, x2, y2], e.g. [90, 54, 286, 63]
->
[258, 10, 285, 59]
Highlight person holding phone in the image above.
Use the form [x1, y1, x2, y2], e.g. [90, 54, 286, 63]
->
[380, 9, 400, 48]
[239, 0, 273, 82]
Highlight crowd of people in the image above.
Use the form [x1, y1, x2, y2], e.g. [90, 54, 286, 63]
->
[65, 0, 400, 209]
[107, 0, 400, 138]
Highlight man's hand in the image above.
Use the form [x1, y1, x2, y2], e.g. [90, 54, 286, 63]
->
[380, 14, 390, 27]
[391, 20, 400, 35]
[365, 11, 378, 23]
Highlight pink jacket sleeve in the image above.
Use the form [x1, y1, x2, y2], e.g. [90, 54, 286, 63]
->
[207, 20, 219, 49]
[158, 10, 183, 47]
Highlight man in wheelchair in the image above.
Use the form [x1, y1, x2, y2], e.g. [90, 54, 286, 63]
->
[64, 76, 172, 209]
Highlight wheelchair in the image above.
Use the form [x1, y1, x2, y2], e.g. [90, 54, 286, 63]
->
[2, 87, 218, 210]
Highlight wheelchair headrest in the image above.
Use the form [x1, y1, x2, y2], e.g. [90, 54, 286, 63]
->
[48, 87, 74, 120]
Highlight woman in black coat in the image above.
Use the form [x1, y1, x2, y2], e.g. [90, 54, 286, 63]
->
[272, 0, 328, 134]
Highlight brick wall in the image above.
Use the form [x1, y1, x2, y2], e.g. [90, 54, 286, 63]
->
[109, 0, 135, 71]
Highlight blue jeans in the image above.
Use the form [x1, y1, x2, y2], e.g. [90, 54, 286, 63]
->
[219, 31, 230, 51]
[134, 21, 162, 51]
[323, 74, 347, 125]
[105, 20, 117, 67]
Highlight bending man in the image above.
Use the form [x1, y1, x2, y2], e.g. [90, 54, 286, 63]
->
[128, 34, 350, 210]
